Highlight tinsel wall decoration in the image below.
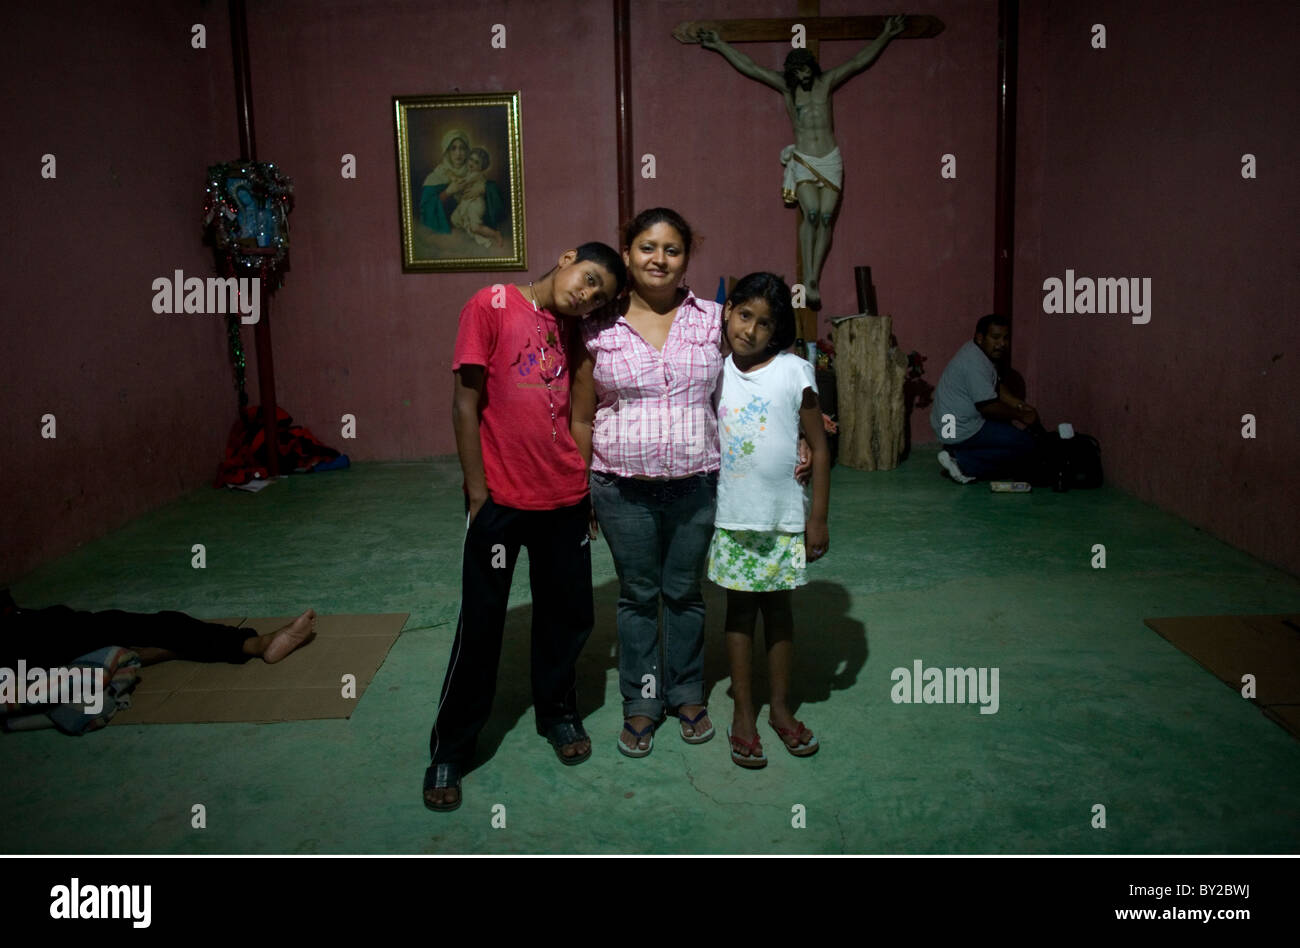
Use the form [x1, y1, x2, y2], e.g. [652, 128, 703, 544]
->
[201, 161, 294, 404]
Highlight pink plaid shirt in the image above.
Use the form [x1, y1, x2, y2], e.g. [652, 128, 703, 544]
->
[581, 291, 723, 478]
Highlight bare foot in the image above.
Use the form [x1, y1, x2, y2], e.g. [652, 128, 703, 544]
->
[262, 609, 317, 664]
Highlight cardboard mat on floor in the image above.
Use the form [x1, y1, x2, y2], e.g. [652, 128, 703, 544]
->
[111, 613, 407, 725]
[1144, 614, 1300, 740]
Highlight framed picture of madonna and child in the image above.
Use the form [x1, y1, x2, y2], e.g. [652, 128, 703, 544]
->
[393, 92, 526, 271]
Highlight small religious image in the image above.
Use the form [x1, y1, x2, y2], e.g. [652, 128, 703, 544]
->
[224, 176, 283, 249]
[393, 92, 525, 271]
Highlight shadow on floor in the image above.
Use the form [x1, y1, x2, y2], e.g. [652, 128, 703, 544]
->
[462, 576, 868, 772]
[702, 579, 869, 717]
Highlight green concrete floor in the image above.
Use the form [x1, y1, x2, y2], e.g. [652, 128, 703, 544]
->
[3, 446, 1298, 854]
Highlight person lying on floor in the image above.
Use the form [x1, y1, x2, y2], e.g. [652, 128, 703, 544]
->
[0, 589, 316, 669]
[929, 313, 1045, 484]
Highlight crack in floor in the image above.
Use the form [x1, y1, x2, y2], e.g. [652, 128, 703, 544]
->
[681, 757, 793, 812]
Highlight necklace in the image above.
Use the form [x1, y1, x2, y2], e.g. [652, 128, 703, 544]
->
[528, 281, 564, 441]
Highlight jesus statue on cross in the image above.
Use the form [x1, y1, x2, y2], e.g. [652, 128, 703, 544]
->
[696, 14, 906, 308]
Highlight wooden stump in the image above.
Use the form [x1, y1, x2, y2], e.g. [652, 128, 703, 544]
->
[832, 314, 907, 471]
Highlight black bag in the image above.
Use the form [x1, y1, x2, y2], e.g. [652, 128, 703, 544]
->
[1034, 432, 1103, 490]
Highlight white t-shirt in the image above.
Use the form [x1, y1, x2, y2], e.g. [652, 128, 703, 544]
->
[714, 352, 818, 532]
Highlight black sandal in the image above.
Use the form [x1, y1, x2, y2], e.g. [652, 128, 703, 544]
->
[540, 719, 592, 766]
[423, 762, 463, 812]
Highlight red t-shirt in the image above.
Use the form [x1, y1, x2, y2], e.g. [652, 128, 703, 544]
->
[451, 284, 589, 510]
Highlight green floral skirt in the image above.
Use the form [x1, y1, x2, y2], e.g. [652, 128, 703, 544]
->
[707, 528, 807, 592]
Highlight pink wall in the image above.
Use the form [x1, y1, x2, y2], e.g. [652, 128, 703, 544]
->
[1015, 0, 1300, 575]
[8, 0, 1294, 581]
[2, 2, 238, 582]
[246, 0, 996, 461]
[242, 0, 618, 460]
[632, 0, 998, 448]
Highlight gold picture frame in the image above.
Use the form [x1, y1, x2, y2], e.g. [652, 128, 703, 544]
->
[393, 92, 526, 272]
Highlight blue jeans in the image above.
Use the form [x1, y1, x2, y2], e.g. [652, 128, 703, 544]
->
[951, 420, 1039, 480]
[590, 471, 717, 720]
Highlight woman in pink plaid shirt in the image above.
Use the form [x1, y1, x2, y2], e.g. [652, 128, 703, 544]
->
[570, 208, 723, 757]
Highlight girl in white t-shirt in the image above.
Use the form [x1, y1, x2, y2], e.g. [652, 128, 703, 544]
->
[707, 272, 831, 768]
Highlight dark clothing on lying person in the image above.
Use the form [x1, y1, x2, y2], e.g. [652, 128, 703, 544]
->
[0, 596, 251, 670]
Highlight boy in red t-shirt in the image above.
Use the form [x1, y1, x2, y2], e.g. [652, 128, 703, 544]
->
[425, 243, 627, 812]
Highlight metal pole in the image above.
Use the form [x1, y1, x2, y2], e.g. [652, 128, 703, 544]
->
[228, 0, 279, 477]
[614, 0, 633, 231]
[994, 0, 1019, 332]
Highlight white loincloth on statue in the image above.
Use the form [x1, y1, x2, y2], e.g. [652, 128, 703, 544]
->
[781, 145, 843, 204]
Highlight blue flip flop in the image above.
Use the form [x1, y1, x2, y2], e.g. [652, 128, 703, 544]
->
[677, 707, 715, 744]
[618, 719, 655, 758]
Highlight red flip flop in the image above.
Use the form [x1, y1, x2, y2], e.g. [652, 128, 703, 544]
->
[769, 719, 819, 757]
[727, 726, 768, 769]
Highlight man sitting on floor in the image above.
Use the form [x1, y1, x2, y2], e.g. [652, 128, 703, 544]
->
[930, 314, 1043, 483]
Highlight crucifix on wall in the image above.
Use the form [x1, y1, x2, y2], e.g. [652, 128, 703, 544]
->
[674, 7, 944, 336]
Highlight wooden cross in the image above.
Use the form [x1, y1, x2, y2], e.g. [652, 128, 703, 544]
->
[674, 5, 944, 342]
